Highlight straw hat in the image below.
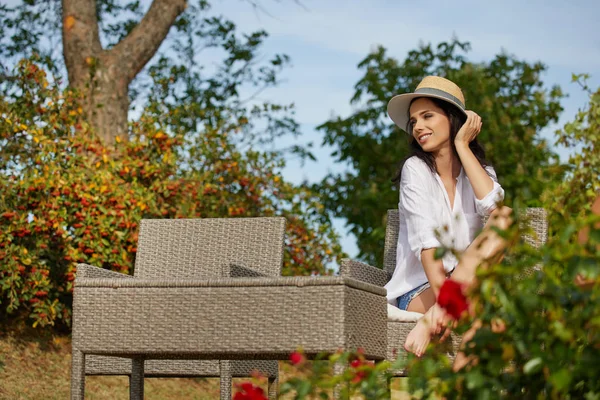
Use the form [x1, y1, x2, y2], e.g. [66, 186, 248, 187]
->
[387, 76, 467, 133]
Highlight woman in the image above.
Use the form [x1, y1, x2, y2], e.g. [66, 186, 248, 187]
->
[384, 76, 512, 363]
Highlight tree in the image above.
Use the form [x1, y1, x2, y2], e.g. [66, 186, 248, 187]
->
[61, 0, 187, 145]
[543, 74, 600, 230]
[0, 0, 294, 146]
[0, 1, 345, 328]
[316, 39, 565, 266]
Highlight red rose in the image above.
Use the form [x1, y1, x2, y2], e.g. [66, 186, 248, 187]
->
[233, 382, 267, 400]
[289, 351, 305, 366]
[349, 353, 372, 384]
[437, 279, 469, 319]
[351, 370, 367, 384]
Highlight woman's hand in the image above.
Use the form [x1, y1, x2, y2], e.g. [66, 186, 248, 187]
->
[423, 303, 451, 336]
[455, 110, 482, 146]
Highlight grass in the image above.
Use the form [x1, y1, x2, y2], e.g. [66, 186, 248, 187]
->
[0, 322, 217, 399]
[0, 321, 409, 399]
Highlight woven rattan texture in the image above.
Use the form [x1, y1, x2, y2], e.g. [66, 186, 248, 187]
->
[134, 217, 286, 279]
[73, 217, 287, 399]
[84, 356, 277, 378]
[521, 208, 548, 248]
[74, 279, 387, 360]
[383, 210, 400, 277]
[339, 259, 390, 287]
[75, 276, 386, 294]
[77, 263, 134, 280]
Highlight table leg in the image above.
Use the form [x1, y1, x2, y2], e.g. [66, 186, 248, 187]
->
[267, 375, 278, 400]
[130, 357, 144, 400]
[70, 349, 85, 400]
[220, 360, 232, 400]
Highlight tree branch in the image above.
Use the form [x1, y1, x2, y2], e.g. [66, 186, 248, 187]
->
[61, 0, 103, 87]
[110, 0, 187, 83]
[0, 73, 19, 83]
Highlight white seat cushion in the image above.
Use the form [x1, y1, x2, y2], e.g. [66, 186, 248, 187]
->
[387, 303, 423, 322]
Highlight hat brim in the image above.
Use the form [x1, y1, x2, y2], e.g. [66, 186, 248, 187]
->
[387, 93, 467, 134]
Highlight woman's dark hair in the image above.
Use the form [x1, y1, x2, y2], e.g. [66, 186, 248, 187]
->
[392, 97, 489, 184]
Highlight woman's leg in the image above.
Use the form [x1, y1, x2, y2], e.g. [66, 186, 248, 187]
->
[404, 288, 448, 356]
[451, 206, 513, 286]
[404, 206, 513, 358]
[406, 287, 436, 314]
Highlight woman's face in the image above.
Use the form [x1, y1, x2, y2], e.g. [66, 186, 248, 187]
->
[408, 98, 451, 153]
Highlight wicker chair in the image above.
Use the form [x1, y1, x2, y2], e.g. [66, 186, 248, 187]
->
[71, 217, 286, 400]
[339, 208, 548, 375]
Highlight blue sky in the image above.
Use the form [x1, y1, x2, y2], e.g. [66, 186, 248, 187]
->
[208, 0, 600, 258]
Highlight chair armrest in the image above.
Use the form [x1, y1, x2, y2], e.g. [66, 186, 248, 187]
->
[221, 263, 268, 278]
[75, 263, 133, 280]
[339, 258, 389, 287]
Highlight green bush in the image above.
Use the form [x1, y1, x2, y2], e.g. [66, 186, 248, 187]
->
[407, 210, 599, 398]
[0, 59, 344, 329]
[236, 350, 400, 400]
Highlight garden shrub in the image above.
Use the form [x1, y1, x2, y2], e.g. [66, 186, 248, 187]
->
[0, 59, 343, 328]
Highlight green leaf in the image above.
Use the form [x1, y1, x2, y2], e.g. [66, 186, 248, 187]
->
[296, 380, 313, 398]
[434, 247, 447, 259]
[465, 371, 484, 390]
[549, 368, 572, 392]
[551, 320, 573, 342]
[523, 357, 543, 375]
[584, 392, 600, 400]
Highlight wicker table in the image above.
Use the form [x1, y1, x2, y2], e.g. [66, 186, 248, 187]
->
[72, 276, 387, 398]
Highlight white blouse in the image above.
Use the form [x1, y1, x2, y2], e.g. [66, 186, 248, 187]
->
[384, 156, 505, 304]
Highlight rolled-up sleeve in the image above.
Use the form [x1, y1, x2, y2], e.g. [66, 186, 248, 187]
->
[475, 166, 505, 216]
[400, 162, 443, 261]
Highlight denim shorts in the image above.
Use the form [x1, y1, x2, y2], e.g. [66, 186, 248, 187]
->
[396, 281, 431, 311]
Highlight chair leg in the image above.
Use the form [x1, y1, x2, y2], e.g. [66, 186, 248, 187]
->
[70, 349, 85, 400]
[220, 360, 232, 400]
[386, 375, 393, 400]
[130, 357, 145, 400]
[267, 375, 278, 400]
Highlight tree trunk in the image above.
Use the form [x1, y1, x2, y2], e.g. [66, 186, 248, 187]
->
[76, 53, 130, 146]
[61, 0, 187, 146]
